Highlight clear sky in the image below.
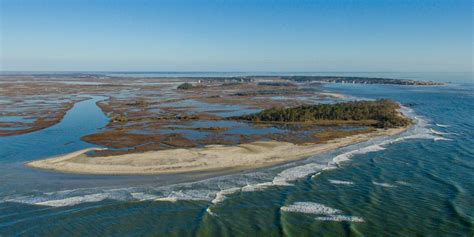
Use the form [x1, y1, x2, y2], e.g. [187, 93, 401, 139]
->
[0, 0, 472, 72]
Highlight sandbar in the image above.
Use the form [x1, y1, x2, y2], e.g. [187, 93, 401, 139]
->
[26, 126, 408, 175]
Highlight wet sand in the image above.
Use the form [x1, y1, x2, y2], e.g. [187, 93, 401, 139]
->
[26, 126, 408, 175]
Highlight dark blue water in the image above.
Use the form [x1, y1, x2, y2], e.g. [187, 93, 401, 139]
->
[0, 74, 473, 236]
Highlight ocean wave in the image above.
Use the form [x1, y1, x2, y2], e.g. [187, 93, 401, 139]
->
[157, 189, 212, 203]
[211, 187, 241, 204]
[210, 164, 330, 204]
[155, 197, 179, 202]
[281, 202, 364, 222]
[206, 207, 217, 216]
[430, 128, 448, 135]
[241, 182, 275, 192]
[331, 144, 386, 166]
[327, 109, 451, 168]
[4, 105, 447, 208]
[372, 182, 397, 188]
[328, 180, 354, 185]
[315, 215, 364, 222]
[35, 193, 110, 207]
[272, 163, 327, 186]
[430, 128, 457, 136]
[3, 188, 133, 207]
[435, 123, 450, 128]
[213, 163, 330, 203]
[434, 137, 452, 141]
[281, 202, 341, 215]
[130, 192, 159, 201]
[396, 181, 410, 186]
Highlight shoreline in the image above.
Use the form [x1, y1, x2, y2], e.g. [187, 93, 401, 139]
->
[26, 125, 409, 175]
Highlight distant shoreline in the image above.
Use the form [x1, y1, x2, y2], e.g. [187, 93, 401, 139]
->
[0, 73, 445, 85]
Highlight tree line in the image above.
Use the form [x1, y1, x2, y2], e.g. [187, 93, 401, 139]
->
[232, 99, 410, 128]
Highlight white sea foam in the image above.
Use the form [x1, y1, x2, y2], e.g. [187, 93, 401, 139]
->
[35, 193, 110, 207]
[212, 163, 330, 203]
[311, 173, 321, 178]
[327, 110, 452, 170]
[435, 123, 450, 128]
[323, 166, 338, 171]
[281, 202, 364, 222]
[331, 144, 386, 165]
[396, 181, 410, 186]
[155, 197, 179, 202]
[315, 215, 364, 222]
[6, 104, 444, 208]
[403, 114, 452, 141]
[281, 202, 342, 215]
[430, 129, 446, 135]
[156, 190, 211, 203]
[272, 163, 327, 186]
[429, 128, 456, 136]
[372, 182, 396, 188]
[206, 207, 217, 216]
[328, 180, 354, 185]
[241, 182, 274, 192]
[211, 187, 242, 204]
[434, 137, 452, 141]
[130, 192, 158, 201]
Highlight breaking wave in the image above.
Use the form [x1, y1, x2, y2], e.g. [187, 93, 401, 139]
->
[331, 144, 385, 166]
[372, 182, 397, 188]
[35, 193, 110, 207]
[328, 180, 354, 185]
[211, 188, 242, 204]
[430, 129, 448, 135]
[281, 202, 364, 222]
[2, 106, 451, 208]
[315, 215, 364, 222]
[281, 202, 341, 215]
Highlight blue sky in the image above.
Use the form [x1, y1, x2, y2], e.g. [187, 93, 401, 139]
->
[0, 0, 472, 72]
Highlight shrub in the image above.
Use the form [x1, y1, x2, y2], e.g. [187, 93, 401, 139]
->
[177, 83, 194, 90]
[232, 99, 410, 128]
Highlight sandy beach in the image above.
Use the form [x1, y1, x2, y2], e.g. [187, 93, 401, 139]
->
[26, 126, 408, 175]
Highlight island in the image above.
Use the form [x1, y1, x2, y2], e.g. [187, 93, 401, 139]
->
[0, 74, 416, 175]
[232, 99, 410, 128]
[282, 76, 444, 85]
[0, 74, 440, 137]
[26, 99, 411, 175]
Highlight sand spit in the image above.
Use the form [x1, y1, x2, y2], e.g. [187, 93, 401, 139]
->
[26, 127, 408, 175]
[319, 92, 346, 99]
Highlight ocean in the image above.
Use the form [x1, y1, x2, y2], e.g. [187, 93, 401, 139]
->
[0, 72, 472, 236]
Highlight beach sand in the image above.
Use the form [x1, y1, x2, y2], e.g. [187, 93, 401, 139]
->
[26, 127, 408, 175]
[319, 92, 346, 99]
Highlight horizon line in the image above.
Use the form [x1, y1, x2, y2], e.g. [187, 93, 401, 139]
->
[1, 70, 471, 74]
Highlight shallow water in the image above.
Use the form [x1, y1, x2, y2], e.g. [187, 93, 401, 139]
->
[0, 116, 34, 123]
[0, 73, 473, 236]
